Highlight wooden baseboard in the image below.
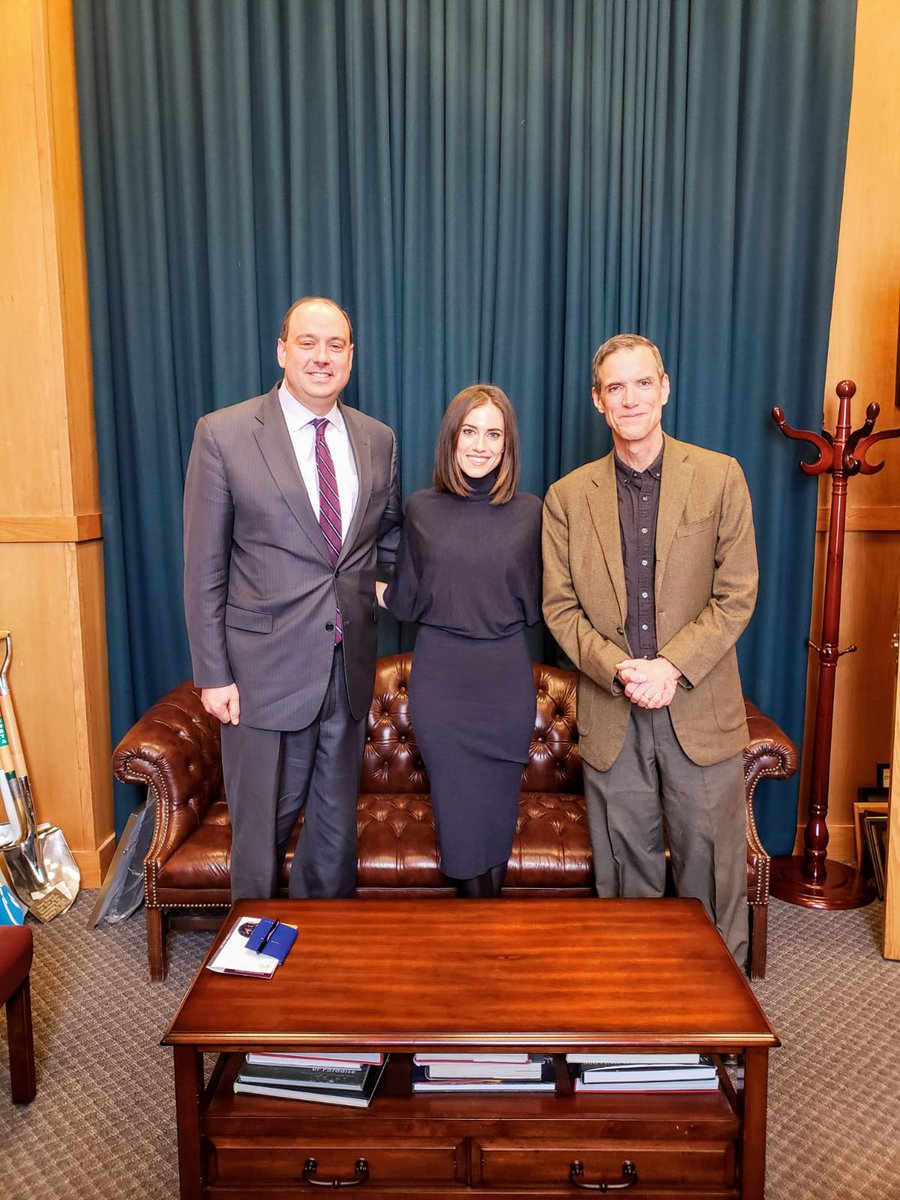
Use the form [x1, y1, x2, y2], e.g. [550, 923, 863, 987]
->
[72, 832, 117, 889]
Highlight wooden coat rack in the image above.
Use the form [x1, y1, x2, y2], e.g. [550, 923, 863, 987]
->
[770, 380, 900, 907]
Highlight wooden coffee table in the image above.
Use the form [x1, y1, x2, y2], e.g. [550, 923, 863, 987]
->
[163, 897, 778, 1198]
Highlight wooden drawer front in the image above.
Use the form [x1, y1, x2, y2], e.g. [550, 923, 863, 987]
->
[210, 1138, 464, 1187]
[474, 1139, 736, 1190]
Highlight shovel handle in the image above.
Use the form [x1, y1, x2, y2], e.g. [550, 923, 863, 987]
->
[0, 637, 25, 780]
[0, 716, 15, 777]
[0, 715, 33, 832]
[0, 692, 28, 780]
[0, 630, 9, 693]
[0, 642, 42, 850]
[0, 770, 29, 848]
[0, 718, 30, 834]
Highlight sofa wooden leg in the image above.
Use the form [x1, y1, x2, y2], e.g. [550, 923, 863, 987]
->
[6, 975, 36, 1104]
[146, 906, 168, 981]
[748, 903, 768, 980]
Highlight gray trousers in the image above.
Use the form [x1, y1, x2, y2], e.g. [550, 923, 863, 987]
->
[220, 647, 366, 900]
[582, 705, 748, 967]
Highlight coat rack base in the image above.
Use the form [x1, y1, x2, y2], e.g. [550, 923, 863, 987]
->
[770, 854, 875, 909]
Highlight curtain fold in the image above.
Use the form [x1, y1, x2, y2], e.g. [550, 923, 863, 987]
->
[73, 0, 857, 849]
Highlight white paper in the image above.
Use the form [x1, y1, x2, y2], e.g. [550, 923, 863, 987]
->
[207, 916, 281, 978]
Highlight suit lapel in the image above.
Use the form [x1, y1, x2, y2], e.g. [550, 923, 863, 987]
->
[340, 403, 372, 561]
[253, 388, 333, 563]
[586, 454, 628, 625]
[655, 436, 693, 596]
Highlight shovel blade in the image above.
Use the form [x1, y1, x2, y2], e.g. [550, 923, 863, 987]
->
[36, 822, 80, 894]
[2, 824, 79, 921]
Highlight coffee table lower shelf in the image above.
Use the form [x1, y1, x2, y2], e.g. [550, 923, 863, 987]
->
[199, 1052, 743, 1198]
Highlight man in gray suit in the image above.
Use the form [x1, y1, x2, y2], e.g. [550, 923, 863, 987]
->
[183, 297, 402, 900]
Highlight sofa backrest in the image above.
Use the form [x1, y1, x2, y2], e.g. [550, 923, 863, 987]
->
[360, 653, 583, 796]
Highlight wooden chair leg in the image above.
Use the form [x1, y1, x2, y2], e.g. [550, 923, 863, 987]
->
[748, 903, 768, 980]
[6, 975, 36, 1104]
[146, 906, 168, 981]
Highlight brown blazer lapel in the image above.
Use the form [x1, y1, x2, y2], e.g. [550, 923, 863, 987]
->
[586, 454, 628, 627]
[655, 436, 693, 595]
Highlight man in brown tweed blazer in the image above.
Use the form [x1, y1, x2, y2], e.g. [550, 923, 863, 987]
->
[542, 334, 758, 965]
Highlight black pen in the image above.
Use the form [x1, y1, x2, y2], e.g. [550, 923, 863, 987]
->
[256, 920, 280, 954]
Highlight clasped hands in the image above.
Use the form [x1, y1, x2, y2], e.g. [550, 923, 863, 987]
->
[615, 656, 681, 709]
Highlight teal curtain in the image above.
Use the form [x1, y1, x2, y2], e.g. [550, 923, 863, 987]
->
[73, 0, 857, 848]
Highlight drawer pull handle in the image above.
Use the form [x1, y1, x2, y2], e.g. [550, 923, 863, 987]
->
[302, 1157, 369, 1188]
[569, 1159, 638, 1191]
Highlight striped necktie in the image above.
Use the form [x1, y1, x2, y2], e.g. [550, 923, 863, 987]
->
[311, 418, 343, 643]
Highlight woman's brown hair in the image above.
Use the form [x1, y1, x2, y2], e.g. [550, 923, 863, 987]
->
[432, 384, 520, 505]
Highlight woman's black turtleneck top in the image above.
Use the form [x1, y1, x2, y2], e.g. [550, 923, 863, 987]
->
[384, 471, 542, 639]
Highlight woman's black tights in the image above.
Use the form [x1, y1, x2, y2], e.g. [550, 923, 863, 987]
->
[455, 862, 506, 898]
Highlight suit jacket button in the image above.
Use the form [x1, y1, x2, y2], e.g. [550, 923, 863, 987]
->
[326, 622, 334, 632]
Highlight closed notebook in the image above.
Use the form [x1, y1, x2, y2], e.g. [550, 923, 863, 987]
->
[412, 1056, 556, 1093]
[414, 1053, 530, 1064]
[565, 1052, 702, 1066]
[580, 1063, 717, 1085]
[573, 1075, 720, 1093]
[246, 1051, 384, 1069]
[234, 1058, 388, 1108]
[420, 1056, 548, 1080]
[239, 1060, 374, 1090]
[243, 918, 298, 964]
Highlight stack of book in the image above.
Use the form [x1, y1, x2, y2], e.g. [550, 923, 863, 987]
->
[412, 1052, 556, 1093]
[566, 1052, 720, 1094]
[233, 1051, 388, 1107]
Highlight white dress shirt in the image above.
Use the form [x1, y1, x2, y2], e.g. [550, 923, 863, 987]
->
[278, 383, 359, 536]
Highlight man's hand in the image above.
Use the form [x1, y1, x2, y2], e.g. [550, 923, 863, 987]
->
[615, 657, 681, 710]
[201, 683, 241, 725]
[375, 580, 388, 609]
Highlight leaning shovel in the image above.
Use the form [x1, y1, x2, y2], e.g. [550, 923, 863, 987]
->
[0, 630, 79, 921]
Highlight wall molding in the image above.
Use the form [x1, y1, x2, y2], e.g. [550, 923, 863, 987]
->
[0, 513, 102, 542]
[816, 505, 900, 532]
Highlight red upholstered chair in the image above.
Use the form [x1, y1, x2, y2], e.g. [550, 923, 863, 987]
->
[0, 925, 36, 1103]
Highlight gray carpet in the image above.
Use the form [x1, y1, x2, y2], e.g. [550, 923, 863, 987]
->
[1, 892, 898, 1199]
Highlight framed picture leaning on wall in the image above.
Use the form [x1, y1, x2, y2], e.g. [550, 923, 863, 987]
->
[863, 812, 888, 901]
[854, 790, 889, 871]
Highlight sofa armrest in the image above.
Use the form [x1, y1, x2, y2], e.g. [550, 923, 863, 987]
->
[112, 682, 224, 877]
[742, 698, 799, 859]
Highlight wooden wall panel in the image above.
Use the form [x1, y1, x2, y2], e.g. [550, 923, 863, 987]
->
[0, 0, 113, 887]
[0, 543, 112, 857]
[797, 0, 900, 865]
[799, 535, 900, 862]
[1, 0, 70, 515]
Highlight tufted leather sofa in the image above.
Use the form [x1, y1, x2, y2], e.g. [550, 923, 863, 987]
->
[112, 654, 797, 982]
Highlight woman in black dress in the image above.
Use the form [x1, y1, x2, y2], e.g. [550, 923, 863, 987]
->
[384, 385, 542, 897]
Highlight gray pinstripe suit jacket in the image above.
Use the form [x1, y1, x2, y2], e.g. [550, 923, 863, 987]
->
[183, 386, 402, 728]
